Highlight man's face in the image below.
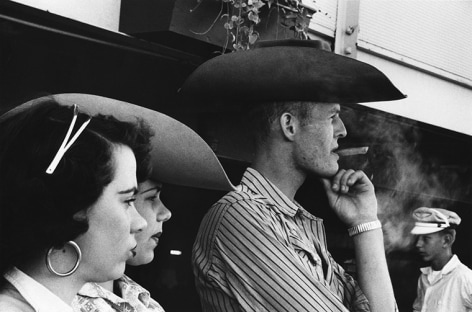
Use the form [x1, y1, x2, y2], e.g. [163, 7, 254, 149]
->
[293, 103, 347, 178]
[415, 232, 445, 263]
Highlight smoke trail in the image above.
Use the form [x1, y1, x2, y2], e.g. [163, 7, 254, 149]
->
[341, 107, 463, 254]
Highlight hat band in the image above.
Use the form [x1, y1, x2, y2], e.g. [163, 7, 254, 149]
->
[414, 222, 449, 229]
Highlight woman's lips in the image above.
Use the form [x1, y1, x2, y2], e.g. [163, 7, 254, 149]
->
[130, 244, 138, 257]
[151, 232, 161, 245]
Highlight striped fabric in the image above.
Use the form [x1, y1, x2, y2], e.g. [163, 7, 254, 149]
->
[192, 168, 370, 312]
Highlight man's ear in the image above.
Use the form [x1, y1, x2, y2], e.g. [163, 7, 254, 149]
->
[443, 231, 456, 247]
[279, 112, 297, 141]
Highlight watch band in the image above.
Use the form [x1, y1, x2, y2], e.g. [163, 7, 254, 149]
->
[348, 220, 382, 237]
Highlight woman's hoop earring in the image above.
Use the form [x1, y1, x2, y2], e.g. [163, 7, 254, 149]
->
[46, 240, 82, 277]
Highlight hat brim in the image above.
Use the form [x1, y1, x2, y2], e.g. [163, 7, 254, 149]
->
[3, 93, 236, 191]
[411, 226, 446, 235]
[179, 40, 406, 105]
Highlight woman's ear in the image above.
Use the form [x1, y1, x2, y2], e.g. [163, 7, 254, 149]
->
[73, 209, 87, 222]
[279, 112, 297, 141]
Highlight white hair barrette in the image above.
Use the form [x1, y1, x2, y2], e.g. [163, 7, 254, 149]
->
[46, 104, 91, 174]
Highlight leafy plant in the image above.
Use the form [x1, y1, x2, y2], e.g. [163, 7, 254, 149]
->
[192, 0, 319, 51]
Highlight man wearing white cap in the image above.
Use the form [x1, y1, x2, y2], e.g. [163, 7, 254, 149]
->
[411, 207, 472, 312]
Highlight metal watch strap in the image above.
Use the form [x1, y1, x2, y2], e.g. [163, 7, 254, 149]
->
[348, 220, 382, 237]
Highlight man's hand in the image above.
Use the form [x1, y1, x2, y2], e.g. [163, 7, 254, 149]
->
[322, 170, 396, 312]
[321, 169, 378, 227]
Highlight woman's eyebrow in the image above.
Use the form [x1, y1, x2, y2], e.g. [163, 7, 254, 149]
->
[119, 187, 138, 195]
[140, 186, 161, 194]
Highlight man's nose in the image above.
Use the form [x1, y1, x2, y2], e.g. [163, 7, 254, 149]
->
[335, 117, 347, 138]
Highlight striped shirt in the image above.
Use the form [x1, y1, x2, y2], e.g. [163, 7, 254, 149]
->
[192, 168, 370, 312]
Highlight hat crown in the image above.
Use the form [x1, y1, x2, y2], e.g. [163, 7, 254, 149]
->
[412, 207, 461, 225]
[411, 207, 461, 235]
[179, 39, 406, 106]
[254, 39, 332, 51]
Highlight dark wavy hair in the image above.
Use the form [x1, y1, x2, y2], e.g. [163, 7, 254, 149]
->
[0, 98, 152, 286]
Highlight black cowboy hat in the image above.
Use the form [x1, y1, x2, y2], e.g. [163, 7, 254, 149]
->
[179, 39, 406, 104]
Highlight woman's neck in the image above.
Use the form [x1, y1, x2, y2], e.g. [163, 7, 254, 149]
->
[98, 280, 114, 292]
[19, 261, 84, 306]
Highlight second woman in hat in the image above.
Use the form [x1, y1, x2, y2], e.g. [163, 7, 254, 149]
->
[47, 94, 236, 312]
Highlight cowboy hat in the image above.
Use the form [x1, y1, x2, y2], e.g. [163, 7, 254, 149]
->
[0, 93, 236, 191]
[179, 39, 406, 105]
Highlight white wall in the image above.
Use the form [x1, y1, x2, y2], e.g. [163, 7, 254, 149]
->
[358, 0, 472, 88]
[358, 51, 472, 136]
[11, 0, 121, 32]
[11, 0, 472, 137]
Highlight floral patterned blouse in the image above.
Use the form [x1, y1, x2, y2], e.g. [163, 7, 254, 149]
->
[73, 275, 165, 312]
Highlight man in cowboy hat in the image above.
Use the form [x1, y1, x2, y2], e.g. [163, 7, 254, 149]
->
[411, 207, 472, 312]
[180, 39, 405, 312]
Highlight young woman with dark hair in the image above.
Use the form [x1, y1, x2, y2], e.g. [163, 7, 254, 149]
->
[0, 93, 235, 312]
[60, 93, 236, 312]
[0, 97, 152, 311]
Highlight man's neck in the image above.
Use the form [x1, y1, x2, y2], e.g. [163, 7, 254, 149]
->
[431, 253, 453, 271]
[252, 153, 305, 201]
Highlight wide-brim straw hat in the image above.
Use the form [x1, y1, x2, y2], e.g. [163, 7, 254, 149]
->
[1, 93, 236, 191]
[179, 39, 406, 105]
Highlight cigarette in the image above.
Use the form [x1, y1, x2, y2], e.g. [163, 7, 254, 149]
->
[336, 146, 369, 157]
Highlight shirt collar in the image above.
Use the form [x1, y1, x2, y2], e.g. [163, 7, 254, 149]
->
[4, 267, 73, 312]
[77, 275, 150, 307]
[78, 280, 127, 305]
[420, 254, 461, 276]
[241, 168, 306, 218]
[118, 274, 151, 307]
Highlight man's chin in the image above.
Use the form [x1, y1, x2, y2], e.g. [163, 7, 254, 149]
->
[307, 168, 338, 179]
[321, 165, 339, 178]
